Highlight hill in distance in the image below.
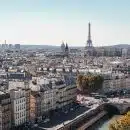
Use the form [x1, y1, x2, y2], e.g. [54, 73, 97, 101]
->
[21, 44, 130, 50]
[112, 44, 130, 48]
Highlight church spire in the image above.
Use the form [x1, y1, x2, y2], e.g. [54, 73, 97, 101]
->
[61, 41, 65, 52]
[65, 43, 68, 50]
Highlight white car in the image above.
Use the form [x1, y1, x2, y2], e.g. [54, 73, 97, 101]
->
[70, 108, 74, 111]
[43, 118, 50, 123]
[34, 124, 38, 127]
[64, 111, 68, 114]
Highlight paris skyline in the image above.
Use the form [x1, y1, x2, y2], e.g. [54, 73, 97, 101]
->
[0, 0, 130, 46]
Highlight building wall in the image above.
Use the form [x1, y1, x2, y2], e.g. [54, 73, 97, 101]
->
[30, 94, 36, 122]
[30, 92, 42, 123]
[57, 85, 76, 109]
[25, 89, 30, 122]
[0, 94, 11, 130]
[10, 89, 26, 126]
[41, 89, 56, 115]
[102, 78, 130, 92]
[30, 79, 76, 120]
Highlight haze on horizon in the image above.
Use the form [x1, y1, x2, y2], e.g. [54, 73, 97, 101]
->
[0, 0, 130, 47]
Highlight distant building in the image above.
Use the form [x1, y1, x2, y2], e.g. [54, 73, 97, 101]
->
[61, 41, 69, 57]
[9, 44, 13, 49]
[15, 44, 20, 50]
[2, 40, 8, 50]
[122, 48, 128, 57]
[70, 48, 81, 56]
[127, 48, 130, 57]
[61, 41, 65, 55]
[65, 43, 69, 57]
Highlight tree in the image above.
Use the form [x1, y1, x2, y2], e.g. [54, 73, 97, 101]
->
[77, 74, 104, 94]
[109, 111, 130, 130]
[77, 75, 83, 90]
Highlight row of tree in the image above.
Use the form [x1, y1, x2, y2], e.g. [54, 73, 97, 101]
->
[109, 111, 130, 130]
[77, 74, 104, 94]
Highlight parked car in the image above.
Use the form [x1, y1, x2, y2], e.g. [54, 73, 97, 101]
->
[34, 124, 38, 127]
[43, 118, 50, 123]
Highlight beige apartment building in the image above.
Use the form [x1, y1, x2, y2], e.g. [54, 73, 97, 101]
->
[10, 89, 26, 127]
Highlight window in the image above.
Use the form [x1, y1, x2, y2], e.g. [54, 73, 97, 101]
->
[17, 113, 19, 119]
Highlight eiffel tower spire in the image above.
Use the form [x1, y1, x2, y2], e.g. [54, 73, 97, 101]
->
[88, 22, 91, 41]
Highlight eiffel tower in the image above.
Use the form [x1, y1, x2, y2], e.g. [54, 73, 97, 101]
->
[86, 22, 93, 48]
[84, 23, 95, 57]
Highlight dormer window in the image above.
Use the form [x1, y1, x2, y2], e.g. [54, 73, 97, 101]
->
[32, 80, 37, 85]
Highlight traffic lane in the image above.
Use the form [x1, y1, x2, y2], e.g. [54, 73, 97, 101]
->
[39, 106, 89, 128]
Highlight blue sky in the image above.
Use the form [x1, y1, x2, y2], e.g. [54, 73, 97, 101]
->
[0, 0, 130, 46]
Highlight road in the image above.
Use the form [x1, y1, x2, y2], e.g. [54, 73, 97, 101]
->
[37, 105, 89, 130]
[77, 111, 107, 130]
[36, 96, 130, 130]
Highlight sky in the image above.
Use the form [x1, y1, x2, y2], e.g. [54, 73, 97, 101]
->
[0, 0, 130, 46]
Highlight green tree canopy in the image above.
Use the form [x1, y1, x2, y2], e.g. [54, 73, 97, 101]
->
[77, 74, 104, 93]
[109, 111, 130, 130]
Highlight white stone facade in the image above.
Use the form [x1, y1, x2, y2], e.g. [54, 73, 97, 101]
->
[10, 89, 26, 126]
